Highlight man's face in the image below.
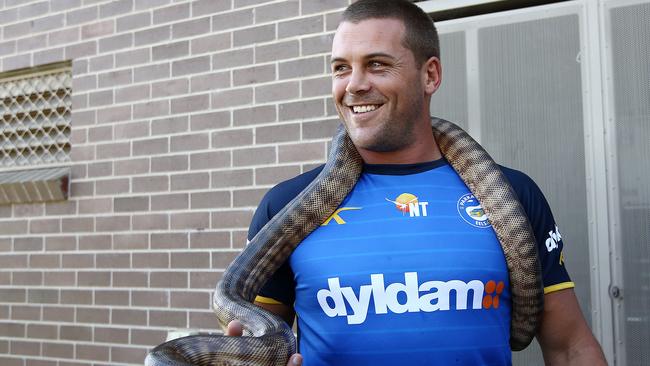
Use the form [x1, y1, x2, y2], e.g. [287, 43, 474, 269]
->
[331, 18, 428, 153]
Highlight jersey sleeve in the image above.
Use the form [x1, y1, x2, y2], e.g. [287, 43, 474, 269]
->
[248, 166, 324, 307]
[501, 167, 574, 294]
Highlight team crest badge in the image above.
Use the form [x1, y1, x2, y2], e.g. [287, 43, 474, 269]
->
[457, 193, 491, 228]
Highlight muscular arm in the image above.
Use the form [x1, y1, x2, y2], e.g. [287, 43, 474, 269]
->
[537, 289, 607, 365]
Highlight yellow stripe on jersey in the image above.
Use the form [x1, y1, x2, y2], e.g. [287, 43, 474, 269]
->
[544, 281, 575, 294]
[254, 295, 283, 305]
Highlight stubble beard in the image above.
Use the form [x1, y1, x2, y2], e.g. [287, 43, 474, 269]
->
[345, 96, 424, 154]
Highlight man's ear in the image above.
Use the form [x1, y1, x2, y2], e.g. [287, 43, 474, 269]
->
[423, 56, 442, 95]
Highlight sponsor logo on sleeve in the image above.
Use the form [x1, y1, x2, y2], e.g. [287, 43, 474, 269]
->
[545, 225, 562, 252]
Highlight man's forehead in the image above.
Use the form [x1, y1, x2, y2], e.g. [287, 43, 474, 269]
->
[331, 18, 407, 59]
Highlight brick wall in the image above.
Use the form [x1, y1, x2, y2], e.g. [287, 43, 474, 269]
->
[0, 0, 350, 364]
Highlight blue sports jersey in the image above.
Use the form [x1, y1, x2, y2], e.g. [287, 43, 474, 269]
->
[248, 159, 573, 366]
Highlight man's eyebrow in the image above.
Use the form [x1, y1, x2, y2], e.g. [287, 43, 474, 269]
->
[330, 52, 396, 64]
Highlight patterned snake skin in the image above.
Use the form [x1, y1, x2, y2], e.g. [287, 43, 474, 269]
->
[144, 118, 543, 365]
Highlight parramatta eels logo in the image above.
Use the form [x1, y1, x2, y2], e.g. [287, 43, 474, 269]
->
[457, 193, 491, 228]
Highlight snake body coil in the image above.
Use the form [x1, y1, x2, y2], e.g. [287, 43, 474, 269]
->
[145, 118, 543, 365]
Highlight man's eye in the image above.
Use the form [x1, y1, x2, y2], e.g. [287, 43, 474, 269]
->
[369, 61, 384, 67]
[333, 65, 349, 73]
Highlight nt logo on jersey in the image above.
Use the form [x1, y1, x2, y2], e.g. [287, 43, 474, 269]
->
[317, 272, 505, 324]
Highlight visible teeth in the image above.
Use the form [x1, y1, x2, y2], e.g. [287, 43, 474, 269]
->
[352, 105, 378, 113]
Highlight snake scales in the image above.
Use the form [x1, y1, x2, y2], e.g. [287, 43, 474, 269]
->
[145, 118, 543, 366]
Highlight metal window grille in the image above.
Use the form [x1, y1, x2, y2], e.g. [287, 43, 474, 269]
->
[0, 62, 72, 169]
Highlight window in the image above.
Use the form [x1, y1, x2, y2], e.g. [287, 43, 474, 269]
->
[0, 61, 72, 205]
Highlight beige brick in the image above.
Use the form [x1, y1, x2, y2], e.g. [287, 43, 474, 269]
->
[153, 2, 188, 23]
[256, 123, 300, 143]
[117, 11, 151, 32]
[191, 33, 230, 54]
[149, 310, 186, 327]
[78, 198, 112, 215]
[190, 271, 221, 289]
[99, 33, 133, 53]
[12, 272, 43, 286]
[44, 272, 76, 286]
[150, 272, 187, 288]
[133, 213, 169, 230]
[115, 120, 149, 139]
[77, 271, 111, 287]
[190, 191, 230, 209]
[189, 151, 230, 170]
[212, 129, 253, 149]
[189, 310, 219, 329]
[96, 253, 130, 268]
[233, 188, 268, 208]
[171, 172, 209, 191]
[134, 24, 171, 46]
[77, 307, 110, 324]
[132, 252, 168, 268]
[133, 137, 169, 156]
[10, 339, 41, 356]
[211, 87, 253, 109]
[212, 48, 254, 70]
[255, 165, 301, 185]
[10, 305, 40, 320]
[28, 219, 61, 234]
[131, 328, 167, 346]
[43, 342, 73, 358]
[95, 290, 129, 306]
[256, 39, 299, 63]
[116, 47, 150, 67]
[114, 196, 149, 212]
[61, 290, 93, 305]
[152, 80, 190, 99]
[190, 71, 230, 92]
[96, 216, 131, 232]
[172, 17, 210, 39]
[152, 40, 189, 61]
[233, 146, 276, 166]
[30, 254, 60, 268]
[0, 220, 29, 235]
[150, 232, 188, 250]
[76, 343, 109, 361]
[134, 175, 169, 193]
[279, 14, 323, 38]
[171, 212, 210, 230]
[61, 254, 95, 268]
[234, 24, 275, 46]
[114, 157, 150, 176]
[60, 325, 92, 341]
[94, 326, 129, 344]
[211, 169, 253, 188]
[279, 141, 326, 163]
[190, 111, 231, 130]
[171, 251, 210, 268]
[45, 236, 76, 251]
[113, 233, 148, 250]
[27, 324, 58, 339]
[279, 99, 325, 121]
[113, 271, 148, 287]
[79, 234, 111, 251]
[152, 155, 188, 172]
[112, 308, 147, 325]
[170, 132, 210, 152]
[62, 217, 94, 233]
[111, 346, 148, 364]
[255, 81, 299, 103]
[233, 105, 276, 126]
[96, 178, 130, 195]
[0, 254, 28, 269]
[13, 237, 43, 251]
[303, 118, 339, 139]
[88, 161, 113, 178]
[132, 291, 168, 307]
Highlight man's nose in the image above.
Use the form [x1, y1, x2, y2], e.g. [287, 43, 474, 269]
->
[345, 69, 370, 94]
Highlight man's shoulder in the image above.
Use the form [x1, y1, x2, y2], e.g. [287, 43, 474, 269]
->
[498, 165, 544, 204]
[248, 165, 324, 239]
[263, 164, 324, 209]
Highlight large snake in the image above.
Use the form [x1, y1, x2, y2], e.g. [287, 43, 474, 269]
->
[145, 118, 543, 366]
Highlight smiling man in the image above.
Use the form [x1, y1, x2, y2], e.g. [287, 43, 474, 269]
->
[228, 0, 607, 365]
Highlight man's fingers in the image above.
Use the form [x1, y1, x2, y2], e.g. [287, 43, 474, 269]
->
[288, 353, 303, 366]
[226, 320, 243, 336]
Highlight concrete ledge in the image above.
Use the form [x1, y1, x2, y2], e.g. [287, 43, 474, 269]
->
[0, 167, 70, 205]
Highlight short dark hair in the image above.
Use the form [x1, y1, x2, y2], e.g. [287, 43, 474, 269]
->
[341, 0, 440, 65]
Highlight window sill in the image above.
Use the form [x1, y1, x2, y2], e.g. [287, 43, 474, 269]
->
[0, 166, 70, 205]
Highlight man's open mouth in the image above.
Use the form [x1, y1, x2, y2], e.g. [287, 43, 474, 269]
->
[350, 104, 381, 114]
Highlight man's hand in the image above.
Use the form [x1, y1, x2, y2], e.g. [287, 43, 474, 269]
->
[226, 320, 303, 366]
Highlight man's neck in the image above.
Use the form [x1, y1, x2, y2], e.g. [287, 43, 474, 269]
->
[357, 132, 442, 165]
